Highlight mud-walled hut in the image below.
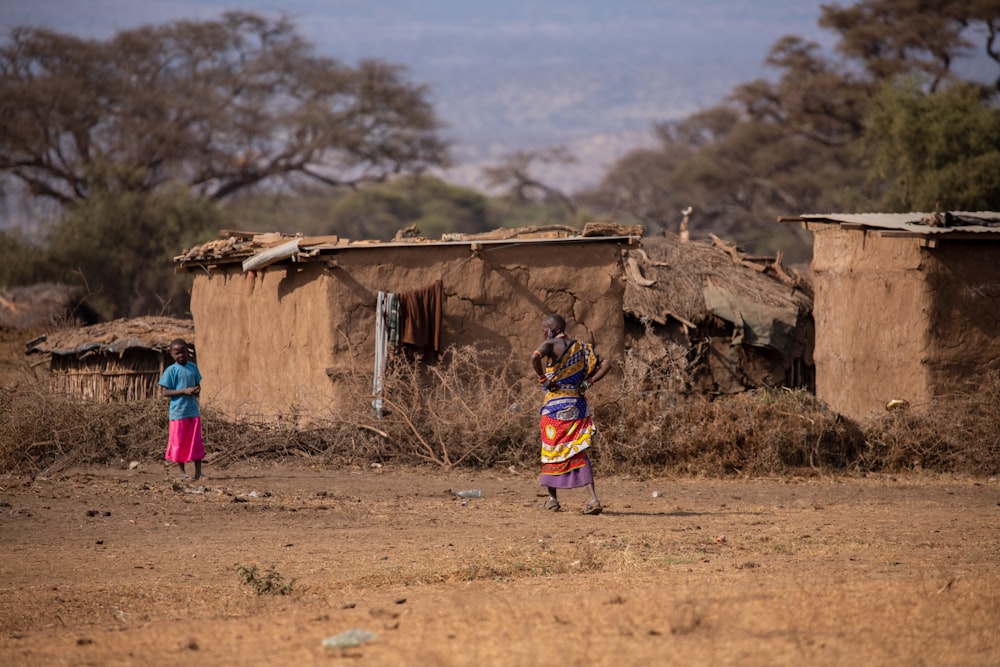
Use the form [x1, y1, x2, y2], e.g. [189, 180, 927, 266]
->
[622, 234, 814, 399]
[172, 224, 641, 423]
[781, 211, 1000, 421]
[25, 317, 195, 402]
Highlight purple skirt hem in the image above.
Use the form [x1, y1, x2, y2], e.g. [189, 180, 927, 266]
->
[540, 461, 594, 489]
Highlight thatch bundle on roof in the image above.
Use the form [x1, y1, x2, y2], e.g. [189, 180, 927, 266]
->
[623, 235, 813, 397]
[26, 317, 195, 402]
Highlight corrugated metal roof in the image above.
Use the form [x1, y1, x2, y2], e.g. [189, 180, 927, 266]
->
[175, 225, 642, 272]
[780, 211, 1000, 238]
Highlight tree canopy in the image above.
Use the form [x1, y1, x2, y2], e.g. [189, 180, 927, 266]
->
[861, 78, 1000, 211]
[4, 1, 1000, 317]
[580, 0, 1000, 259]
[0, 12, 450, 205]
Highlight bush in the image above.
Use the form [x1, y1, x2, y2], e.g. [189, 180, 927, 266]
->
[2, 352, 998, 477]
[0, 385, 167, 474]
[858, 371, 1000, 474]
[596, 385, 861, 476]
[45, 187, 220, 319]
[374, 345, 536, 468]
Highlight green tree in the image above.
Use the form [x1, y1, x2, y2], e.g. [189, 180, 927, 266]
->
[0, 12, 449, 205]
[861, 78, 1000, 211]
[582, 0, 1000, 259]
[0, 228, 48, 287]
[224, 174, 586, 242]
[45, 187, 220, 318]
[326, 176, 491, 240]
[223, 176, 493, 241]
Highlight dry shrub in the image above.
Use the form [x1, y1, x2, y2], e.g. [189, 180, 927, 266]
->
[3, 349, 999, 477]
[374, 345, 536, 468]
[859, 371, 1000, 474]
[0, 384, 388, 474]
[677, 388, 860, 475]
[596, 383, 861, 476]
[0, 345, 538, 473]
[199, 414, 380, 467]
[189, 344, 537, 470]
[594, 349, 860, 475]
[0, 384, 167, 474]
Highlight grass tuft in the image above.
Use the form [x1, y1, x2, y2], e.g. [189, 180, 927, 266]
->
[235, 563, 296, 596]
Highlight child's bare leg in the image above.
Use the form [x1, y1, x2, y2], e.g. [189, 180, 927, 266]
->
[177, 462, 188, 479]
[193, 460, 203, 481]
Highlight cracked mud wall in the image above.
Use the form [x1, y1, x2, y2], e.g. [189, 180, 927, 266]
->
[190, 262, 339, 423]
[190, 242, 625, 422]
[812, 228, 1000, 421]
[811, 227, 932, 420]
[922, 242, 1000, 398]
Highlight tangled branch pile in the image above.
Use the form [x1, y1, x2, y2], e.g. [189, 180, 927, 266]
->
[2, 348, 998, 477]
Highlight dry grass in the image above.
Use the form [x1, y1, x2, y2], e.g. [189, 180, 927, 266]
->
[858, 370, 1000, 474]
[594, 352, 861, 475]
[2, 347, 999, 476]
[0, 383, 168, 474]
[372, 345, 535, 468]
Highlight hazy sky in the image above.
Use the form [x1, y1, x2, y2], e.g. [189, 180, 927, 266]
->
[0, 1, 830, 59]
[0, 1, 834, 189]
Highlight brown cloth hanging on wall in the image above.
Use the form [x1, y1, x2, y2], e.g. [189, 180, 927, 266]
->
[397, 279, 443, 357]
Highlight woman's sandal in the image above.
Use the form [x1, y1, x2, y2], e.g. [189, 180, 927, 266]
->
[542, 498, 561, 511]
[582, 499, 603, 515]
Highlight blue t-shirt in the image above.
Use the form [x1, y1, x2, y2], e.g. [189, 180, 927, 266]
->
[159, 361, 202, 420]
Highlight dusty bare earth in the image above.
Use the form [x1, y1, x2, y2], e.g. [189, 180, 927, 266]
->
[1, 463, 998, 667]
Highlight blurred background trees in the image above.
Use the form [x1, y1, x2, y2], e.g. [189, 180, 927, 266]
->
[1, 0, 998, 319]
[579, 0, 1000, 261]
[861, 79, 1000, 211]
[0, 11, 450, 319]
[0, 11, 449, 204]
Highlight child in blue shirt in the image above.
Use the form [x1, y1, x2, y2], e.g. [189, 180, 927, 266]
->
[159, 338, 205, 480]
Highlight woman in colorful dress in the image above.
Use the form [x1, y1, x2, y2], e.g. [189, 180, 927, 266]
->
[530, 314, 610, 514]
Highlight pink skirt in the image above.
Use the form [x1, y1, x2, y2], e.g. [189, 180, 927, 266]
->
[165, 417, 205, 463]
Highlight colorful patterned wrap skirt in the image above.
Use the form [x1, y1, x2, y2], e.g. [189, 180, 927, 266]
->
[539, 391, 595, 488]
[538, 339, 600, 488]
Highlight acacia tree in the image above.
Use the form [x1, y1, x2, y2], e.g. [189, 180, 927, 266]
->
[0, 12, 451, 318]
[862, 78, 1000, 211]
[582, 0, 1000, 257]
[820, 0, 1000, 91]
[481, 147, 579, 218]
[0, 12, 450, 205]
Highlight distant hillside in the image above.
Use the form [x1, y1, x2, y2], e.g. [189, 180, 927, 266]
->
[430, 59, 767, 193]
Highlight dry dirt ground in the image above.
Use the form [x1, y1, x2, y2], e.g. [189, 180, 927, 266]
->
[1, 463, 998, 667]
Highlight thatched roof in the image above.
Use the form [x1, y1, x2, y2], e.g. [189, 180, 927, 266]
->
[26, 317, 194, 357]
[624, 234, 812, 343]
